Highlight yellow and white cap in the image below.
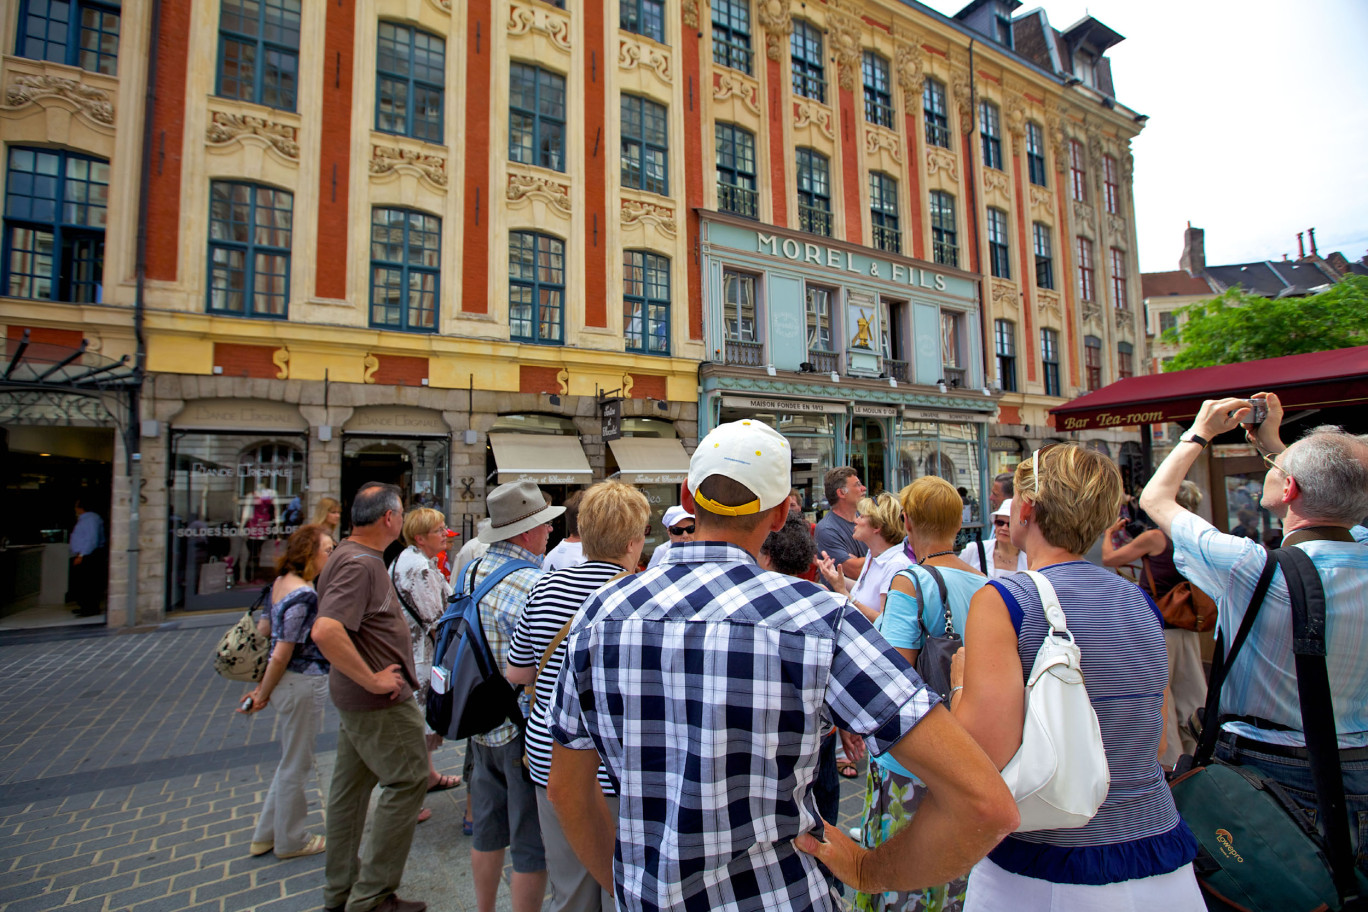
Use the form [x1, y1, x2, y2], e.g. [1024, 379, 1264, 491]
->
[687, 420, 791, 516]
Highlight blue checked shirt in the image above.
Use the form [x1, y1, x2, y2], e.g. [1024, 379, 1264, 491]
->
[470, 540, 543, 749]
[1171, 512, 1368, 748]
[547, 541, 939, 912]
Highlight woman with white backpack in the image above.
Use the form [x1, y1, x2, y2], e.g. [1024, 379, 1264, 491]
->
[950, 443, 1203, 910]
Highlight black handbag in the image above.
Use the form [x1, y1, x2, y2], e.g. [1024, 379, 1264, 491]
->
[909, 564, 958, 701]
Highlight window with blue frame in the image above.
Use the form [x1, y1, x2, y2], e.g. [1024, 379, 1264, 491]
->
[509, 63, 567, 172]
[862, 51, 893, 128]
[621, 95, 668, 195]
[795, 148, 831, 237]
[715, 122, 758, 218]
[980, 100, 1002, 170]
[624, 250, 670, 355]
[375, 22, 444, 142]
[711, 0, 752, 74]
[621, 0, 665, 43]
[217, 0, 301, 111]
[207, 181, 292, 319]
[509, 231, 564, 344]
[370, 208, 440, 333]
[17, 0, 120, 75]
[3, 147, 108, 303]
[790, 20, 825, 103]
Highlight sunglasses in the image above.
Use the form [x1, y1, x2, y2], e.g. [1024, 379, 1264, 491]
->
[993, 518, 1010, 527]
[668, 525, 695, 535]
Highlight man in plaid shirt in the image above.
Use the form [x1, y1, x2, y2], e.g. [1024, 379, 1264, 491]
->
[547, 421, 1017, 912]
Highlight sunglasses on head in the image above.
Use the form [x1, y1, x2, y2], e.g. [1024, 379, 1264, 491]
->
[669, 524, 695, 535]
[1030, 442, 1063, 493]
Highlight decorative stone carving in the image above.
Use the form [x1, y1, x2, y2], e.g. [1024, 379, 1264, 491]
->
[507, 2, 572, 53]
[983, 168, 1009, 196]
[1072, 200, 1095, 232]
[206, 111, 300, 160]
[272, 348, 290, 381]
[430, 0, 452, 10]
[5, 73, 113, 125]
[1005, 96, 1027, 140]
[864, 127, 902, 163]
[1038, 290, 1062, 321]
[1120, 150, 1134, 184]
[714, 71, 761, 115]
[682, 0, 700, 29]
[621, 198, 677, 236]
[757, 0, 792, 60]
[991, 279, 1018, 311]
[1029, 185, 1053, 211]
[556, 368, 570, 396]
[1107, 214, 1127, 239]
[1048, 114, 1069, 174]
[619, 37, 672, 85]
[508, 172, 572, 215]
[370, 144, 448, 186]
[1082, 300, 1101, 324]
[621, 373, 635, 398]
[894, 40, 925, 97]
[926, 146, 958, 182]
[827, 10, 862, 92]
[793, 99, 835, 140]
[362, 353, 379, 385]
[1086, 127, 1104, 171]
[1114, 307, 1134, 334]
[949, 61, 974, 125]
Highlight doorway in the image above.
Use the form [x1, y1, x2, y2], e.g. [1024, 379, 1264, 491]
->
[848, 418, 887, 495]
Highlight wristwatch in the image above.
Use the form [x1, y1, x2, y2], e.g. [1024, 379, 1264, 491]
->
[1179, 431, 1210, 448]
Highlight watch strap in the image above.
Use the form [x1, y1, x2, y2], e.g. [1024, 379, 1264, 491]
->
[1181, 432, 1210, 448]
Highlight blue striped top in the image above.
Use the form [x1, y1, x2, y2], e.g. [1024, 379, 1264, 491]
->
[987, 561, 1196, 884]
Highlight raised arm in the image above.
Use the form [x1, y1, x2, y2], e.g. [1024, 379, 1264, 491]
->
[1101, 526, 1166, 569]
[1140, 395, 1257, 535]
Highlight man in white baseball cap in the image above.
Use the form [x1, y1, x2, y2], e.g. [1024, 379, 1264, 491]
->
[545, 420, 1018, 912]
[646, 504, 695, 568]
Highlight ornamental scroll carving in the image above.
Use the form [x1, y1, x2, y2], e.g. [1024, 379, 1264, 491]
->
[507, 172, 572, 215]
[1048, 114, 1068, 174]
[983, 168, 1009, 196]
[1114, 307, 1134, 335]
[5, 73, 113, 125]
[714, 72, 760, 115]
[757, 0, 793, 61]
[1005, 95, 1027, 139]
[362, 353, 380, 385]
[1029, 185, 1053, 211]
[621, 198, 677, 237]
[926, 146, 959, 182]
[370, 145, 448, 186]
[1072, 200, 1095, 232]
[1038, 290, 1062, 321]
[865, 127, 902, 163]
[619, 37, 672, 85]
[827, 10, 862, 92]
[793, 100, 835, 140]
[1082, 300, 1101, 324]
[1107, 214, 1127, 239]
[893, 37, 925, 97]
[683, 0, 700, 29]
[272, 348, 290, 380]
[991, 280, 1018, 311]
[206, 111, 300, 160]
[507, 3, 572, 53]
[950, 63, 974, 124]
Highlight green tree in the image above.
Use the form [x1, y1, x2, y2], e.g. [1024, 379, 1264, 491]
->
[1162, 274, 1368, 370]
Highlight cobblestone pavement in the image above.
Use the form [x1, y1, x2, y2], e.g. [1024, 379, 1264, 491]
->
[0, 622, 867, 911]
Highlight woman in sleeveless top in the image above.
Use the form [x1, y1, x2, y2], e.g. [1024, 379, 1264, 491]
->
[1102, 481, 1208, 768]
[951, 444, 1202, 910]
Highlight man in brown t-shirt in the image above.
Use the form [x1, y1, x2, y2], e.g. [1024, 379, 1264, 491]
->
[313, 482, 427, 912]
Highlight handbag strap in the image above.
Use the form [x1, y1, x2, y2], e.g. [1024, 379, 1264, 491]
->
[909, 564, 953, 639]
[526, 569, 630, 698]
[975, 538, 987, 576]
[390, 562, 429, 632]
[1141, 555, 1158, 599]
[1020, 569, 1069, 635]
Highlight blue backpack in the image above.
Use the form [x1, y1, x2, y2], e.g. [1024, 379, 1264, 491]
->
[425, 557, 537, 740]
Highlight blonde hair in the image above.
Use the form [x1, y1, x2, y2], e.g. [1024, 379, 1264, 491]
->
[1014, 444, 1122, 555]
[898, 477, 964, 541]
[401, 507, 446, 546]
[579, 481, 651, 561]
[856, 493, 906, 546]
[1176, 480, 1203, 513]
[311, 497, 341, 528]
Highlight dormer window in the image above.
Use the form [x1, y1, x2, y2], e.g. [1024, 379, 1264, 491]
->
[1074, 51, 1097, 88]
[995, 14, 1014, 49]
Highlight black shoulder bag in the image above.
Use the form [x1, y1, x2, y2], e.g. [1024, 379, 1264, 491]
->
[909, 564, 958, 701]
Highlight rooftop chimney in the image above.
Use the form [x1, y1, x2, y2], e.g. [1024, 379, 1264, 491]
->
[1297, 232, 1305, 258]
[1179, 225, 1205, 276]
[1308, 227, 1318, 257]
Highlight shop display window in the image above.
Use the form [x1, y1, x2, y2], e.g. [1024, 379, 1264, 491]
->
[895, 419, 985, 547]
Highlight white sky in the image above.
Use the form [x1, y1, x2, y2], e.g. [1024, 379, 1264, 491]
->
[920, 0, 1368, 272]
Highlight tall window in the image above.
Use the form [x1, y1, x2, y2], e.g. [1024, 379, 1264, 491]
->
[621, 0, 665, 43]
[995, 14, 1014, 49]
[509, 63, 567, 172]
[1159, 311, 1178, 335]
[712, 0, 752, 74]
[1117, 342, 1134, 379]
[621, 95, 668, 195]
[1110, 247, 1128, 309]
[995, 319, 1017, 393]
[790, 20, 825, 103]
[1069, 139, 1087, 203]
[723, 270, 757, 342]
[715, 123, 758, 218]
[18, 0, 120, 74]
[1084, 335, 1102, 391]
[508, 231, 564, 344]
[1076, 236, 1094, 302]
[3, 148, 108, 303]
[987, 208, 1010, 279]
[369, 208, 439, 333]
[862, 52, 893, 128]
[1033, 222, 1053, 290]
[941, 311, 965, 386]
[1103, 154, 1120, 214]
[218, 0, 301, 110]
[624, 250, 670, 354]
[929, 191, 957, 267]
[375, 23, 444, 141]
[207, 181, 292, 319]
[923, 78, 950, 149]
[1041, 328, 1060, 396]
[1026, 122, 1047, 187]
[795, 148, 831, 237]
[869, 172, 900, 254]
[980, 101, 1002, 170]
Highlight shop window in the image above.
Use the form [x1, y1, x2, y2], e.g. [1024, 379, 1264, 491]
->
[1041, 328, 1060, 396]
[1085, 335, 1102, 391]
[895, 418, 986, 542]
[880, 299, 909, 381]
[1111, 246, 1128, 309]
[217, 0, 299, 109]
[795, 148, 831, 237]
[869, 172, 900, 254]
[995, 318, 1016, 393]
[940, 310, 965, 388]
[1033, 222, 1053, 290]
[805, 284, 837, 372]
[722, 269, 761, 366]
[987, 207, 1010, 279]
[862, 51, 893, 128]
[1076, 235, 1095, 303]
[1069, 139, 1087, 203]
[375, 22, 444, 142]
[624, 249, 670, 355]
[1026, 121, 1047, 187]
[509, 63, 566, 171]
[929, 191, 958, 268]
[980, 101, 1002, 171]
[716, 123, 758, 218]
[621, 0, 665, 43]
[18, 0, 119, 75]
[3, 147, 108, 303]
[1103, 154, 1120, 214]
[509, 231, 565, 344]
[207, 181, 293, 319]
[718, 405, 836, 515]
[923, 78, 950, 149]
[369, 208, 439, 333]
[1118, 341, 1134, 379]
[711, 0, 752, 74]
[790, 20, 825, 103]
[621, 95, 669, 195]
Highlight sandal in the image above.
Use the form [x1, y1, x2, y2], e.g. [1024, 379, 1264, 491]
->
[462, 813, 473, 836]
[417, 807, 433, 824]
[427, 772, 461, 792]
[275, 833, 325, 859]
[838, 762, 860, 779]
[248, 841, 273, 857]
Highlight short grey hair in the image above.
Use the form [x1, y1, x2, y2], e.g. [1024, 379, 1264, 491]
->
[1279, 426, 1368, 525]
[1176, 480, 1203, 513]
[351, 482, 403, 527]
[993, 473, 1015, 497]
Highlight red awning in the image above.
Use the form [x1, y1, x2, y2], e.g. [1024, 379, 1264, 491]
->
[1050, 346, 1368, 432]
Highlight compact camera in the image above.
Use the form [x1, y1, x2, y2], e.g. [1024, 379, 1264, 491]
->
[1245, 398, 1269, 425]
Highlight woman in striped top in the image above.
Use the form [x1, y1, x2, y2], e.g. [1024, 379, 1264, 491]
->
[506, 481, 650, 912]
[951, 444, 1202, 910]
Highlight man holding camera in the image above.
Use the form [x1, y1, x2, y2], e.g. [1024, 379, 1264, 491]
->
[1139, 392, 1368, 873]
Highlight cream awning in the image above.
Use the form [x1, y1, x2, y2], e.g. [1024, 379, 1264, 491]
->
[608, 437, 691, 485]
[489, 433, 593, 484]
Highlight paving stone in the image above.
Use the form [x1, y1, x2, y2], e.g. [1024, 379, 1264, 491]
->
[192, 873, 255, 903]
[50, 861, 114, 889]
[151, 826, 207, 849]
[34, 853, 101, 878]
[171, 864, 228, 893]
[252, 891, 325, 912]
[107, 879, 173, 909]
[134, 856, 199, 884]
[97, 837, 156, 862]
[216, 882, 283, 909]
[1, 889, 75, 912]
[170, 833, 227, 859]
[0, 880, 51, 905]
[127, 889, 197, 912]
[204, 817, 254, 838]
[74, 871, 135, 900]
[10, 844, 80, 871]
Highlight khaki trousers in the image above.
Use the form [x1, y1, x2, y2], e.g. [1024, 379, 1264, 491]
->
[1161, 628, 1207, 769]
[251, 672, 327, 852]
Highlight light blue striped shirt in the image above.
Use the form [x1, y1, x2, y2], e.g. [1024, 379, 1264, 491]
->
[1170, 512, 1368, 748]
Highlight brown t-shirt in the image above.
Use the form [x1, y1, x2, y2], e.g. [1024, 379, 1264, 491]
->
[316, 539, 418, 711]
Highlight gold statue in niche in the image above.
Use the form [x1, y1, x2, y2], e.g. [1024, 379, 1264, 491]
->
[851, 309, 874, 350]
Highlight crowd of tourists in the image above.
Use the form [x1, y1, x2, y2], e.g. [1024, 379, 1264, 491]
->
[232, 390, 1368, 912]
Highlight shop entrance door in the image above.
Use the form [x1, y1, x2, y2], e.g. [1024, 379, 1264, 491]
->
[342, 445, 411, 532]
[849, 418, 887, 495]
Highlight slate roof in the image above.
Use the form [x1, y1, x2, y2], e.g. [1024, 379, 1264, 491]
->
[1141, 271, 1212, 298]
[1204, 260, 1339, 297]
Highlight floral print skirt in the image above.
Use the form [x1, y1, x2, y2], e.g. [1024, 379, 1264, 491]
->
[853, 760, 968, 912]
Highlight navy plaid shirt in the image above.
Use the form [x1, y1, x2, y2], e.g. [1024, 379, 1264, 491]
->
[547, 541, 939, 912]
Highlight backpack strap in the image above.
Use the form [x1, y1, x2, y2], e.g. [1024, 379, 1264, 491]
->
[975, 538, 987, 575]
